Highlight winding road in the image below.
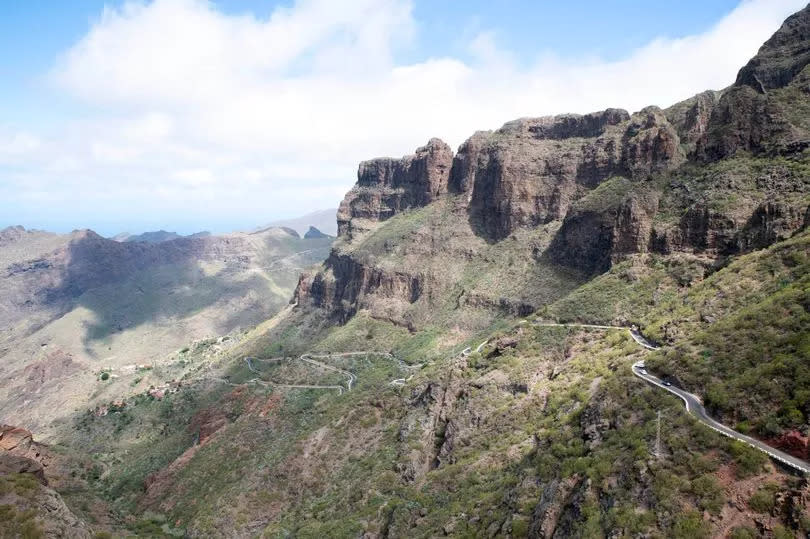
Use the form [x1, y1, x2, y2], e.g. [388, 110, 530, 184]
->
[235, 320, 809, 474]
[241, 351, 413, 393]
[631, 360, 810, 474]
[531, 320, 809, 474]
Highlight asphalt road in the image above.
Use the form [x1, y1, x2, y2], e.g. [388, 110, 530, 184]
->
[532, 320, 810, 474]
[248, 321, 809, 474]
[631, 360, 810, 475]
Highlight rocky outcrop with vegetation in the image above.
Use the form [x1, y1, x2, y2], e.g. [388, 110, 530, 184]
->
[297, 5, 810, 326]
[10, 5, 810, 538]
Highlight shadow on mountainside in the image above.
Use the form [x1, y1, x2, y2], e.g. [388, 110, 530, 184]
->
[33, 232, 311, 356]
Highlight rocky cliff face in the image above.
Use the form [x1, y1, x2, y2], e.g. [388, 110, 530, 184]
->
[699, 5, 810, 160]
[455, 107, 681, 240]
[0, 425, 92, 538]
[296, 5, 810, 324]
[336, 138, 453, 239]
[294, 251, 425, 326]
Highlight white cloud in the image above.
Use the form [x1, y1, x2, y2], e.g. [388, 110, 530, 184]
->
[3, 0, 807, 233]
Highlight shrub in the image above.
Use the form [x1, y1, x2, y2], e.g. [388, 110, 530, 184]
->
[748, 489, 775, 513]
[100, 372, 110, 381]
[671, 511, 709, 539]
[691, 474, 724, 514]
[729, 441, 767, 478]
[772, 524, 794, 539]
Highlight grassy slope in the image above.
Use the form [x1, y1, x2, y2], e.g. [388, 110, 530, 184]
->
[45, 192, 810, 537]
[644, 230, 810, 435]
[60, 225, 810, 536]
[69, 317, 802, 537]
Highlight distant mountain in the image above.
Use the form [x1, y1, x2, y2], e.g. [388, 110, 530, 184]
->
[303, 225, 330, 239]
[261, 208, 337, 237]
[110, 230, 211, 243]
[0, 225, 333, 438]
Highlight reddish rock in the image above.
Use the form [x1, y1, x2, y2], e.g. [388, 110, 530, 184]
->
[188, 407, 228, 445]
[769, 430, 810, 459]
[0, 424, 34, 452]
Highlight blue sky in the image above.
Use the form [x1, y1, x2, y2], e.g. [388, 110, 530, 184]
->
[0, 0, 804, 235]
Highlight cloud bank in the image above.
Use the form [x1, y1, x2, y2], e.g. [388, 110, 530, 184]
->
[1, 0, 807, 233]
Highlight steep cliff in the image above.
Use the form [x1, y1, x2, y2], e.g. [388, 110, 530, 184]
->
[699, 5, 810, 160]
[299, 6, 810, 324]
[457, 107, 681, 241]
[336, 138, 453, 240]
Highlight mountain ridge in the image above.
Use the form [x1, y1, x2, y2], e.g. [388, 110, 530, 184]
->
[4, 5, 810, 538]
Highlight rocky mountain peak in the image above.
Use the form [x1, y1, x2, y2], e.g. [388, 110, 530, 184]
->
[735, 4, 810, 92]
[303, 226, 329, 239]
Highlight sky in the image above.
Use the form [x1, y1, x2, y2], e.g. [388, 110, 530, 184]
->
[0, 0, 807, 236]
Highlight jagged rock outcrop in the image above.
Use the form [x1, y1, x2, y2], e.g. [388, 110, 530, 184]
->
[0, 425, 92, 538]
[0, 453, 46, 484]
[453, 107, 681, 240]
[550, 182, 659, 274]
[336, 138, 453, 239]
[665, 90, 721, 155]
[395, 369, 466, 482]
[652, 205, 740, 255]
[0, 424, 52, 474]
[0, 454, 92, 538]
[303, 226, 329, 239]
[736, 5, 810, 93]
[294, 252, 425, 324]
[699, 5, 810, 160]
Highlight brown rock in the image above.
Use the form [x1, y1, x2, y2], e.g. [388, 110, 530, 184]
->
[337, 138, 453, 239]
[0, 424, 34, 452]
[699, 5, 810, 160]
[0, 453, 47, 485]
[665, 90, 721, 155]
[456, 108, 681, 240]
[735, 5, 810, 93]
[551, 189, 658, 274]
[294, 250, 424, 324]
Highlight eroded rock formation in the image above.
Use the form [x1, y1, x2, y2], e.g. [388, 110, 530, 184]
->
[336, 138, 453, 240]
[295, 5, 810, 322]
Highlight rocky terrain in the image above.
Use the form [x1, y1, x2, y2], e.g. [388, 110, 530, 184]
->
[4, 5, 810, 538]
[295, 6, 810, 329]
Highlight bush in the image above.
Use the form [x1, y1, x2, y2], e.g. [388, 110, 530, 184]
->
[671, 511, 709, 539]
[691, 474, 724, 514]
[100, 372, 110, 381]
[772, 524, 794, 539]
[729, 441, 767, 478]
[748, 489, 775, 513]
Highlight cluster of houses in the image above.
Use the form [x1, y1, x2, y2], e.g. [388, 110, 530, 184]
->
[146, 379, 183, 400]
[91, 379, 184, 416]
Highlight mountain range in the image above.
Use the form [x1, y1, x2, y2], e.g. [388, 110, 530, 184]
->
[2, 5, 810, 538]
